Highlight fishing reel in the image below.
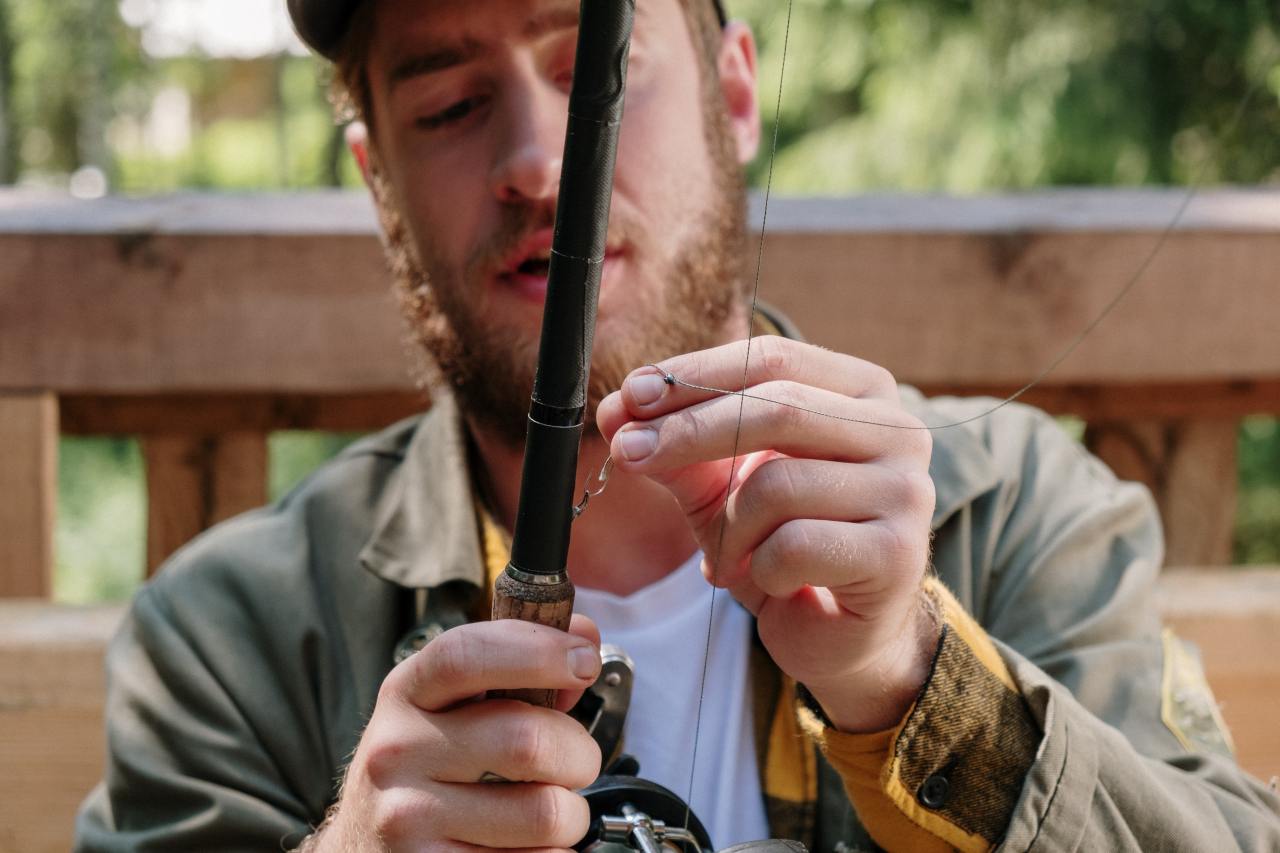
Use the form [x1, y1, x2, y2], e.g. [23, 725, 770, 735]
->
[570, 647, 806, 853]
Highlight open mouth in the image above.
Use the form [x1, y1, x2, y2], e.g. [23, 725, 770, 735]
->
[515, 253, 552, 278]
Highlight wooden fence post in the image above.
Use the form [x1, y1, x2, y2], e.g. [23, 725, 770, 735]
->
[1087, 418, 1239, 567]
[0, 393, 58, 598]
[142, 431, 267, 574]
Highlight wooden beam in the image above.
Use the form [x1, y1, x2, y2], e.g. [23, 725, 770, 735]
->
[917, 378, 1280, 421]
[142, 432, 267, 574]
[758, 229, 1280, 387]
[1087, 419, 1239, 567]
[49, 382, 1280, 437]
[2, 191, 1279, 394]
[0, 601, 120, 853]
[208, 432, 269, 527]
[59, 391, 427, 435]
[0, 393, 57, 598]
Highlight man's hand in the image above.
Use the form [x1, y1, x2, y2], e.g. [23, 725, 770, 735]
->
[597, 337, 940, 733]
[309, 616, 603, 851]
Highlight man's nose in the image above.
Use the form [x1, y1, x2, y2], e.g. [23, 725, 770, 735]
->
[489, 77, 566, 204]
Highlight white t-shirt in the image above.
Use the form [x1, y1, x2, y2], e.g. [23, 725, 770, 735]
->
[574, 551, 771, 848]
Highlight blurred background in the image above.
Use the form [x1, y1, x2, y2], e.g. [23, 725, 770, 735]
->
[1, 0, 1277, 602]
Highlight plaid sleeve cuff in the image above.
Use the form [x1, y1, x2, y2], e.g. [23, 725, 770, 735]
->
[797, 577, 1042, 852]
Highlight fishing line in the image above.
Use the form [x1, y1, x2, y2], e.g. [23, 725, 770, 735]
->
[666, 5, 1276, 841]
[683, 0, 795, 833]
[657, 61, 1272, 436]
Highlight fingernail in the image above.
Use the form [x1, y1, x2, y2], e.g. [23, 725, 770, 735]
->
[627, 372, 667, 406]
[618, 427, 657, 462]
[568, 646, 599, 680]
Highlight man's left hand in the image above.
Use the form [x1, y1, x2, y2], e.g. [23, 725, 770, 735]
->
[597, 336, 941, 732]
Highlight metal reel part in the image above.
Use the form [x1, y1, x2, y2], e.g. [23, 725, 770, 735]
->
[578, 775, 712, 853]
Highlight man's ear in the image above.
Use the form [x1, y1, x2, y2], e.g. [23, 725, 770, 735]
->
[717, 21, 761, 164]
[346, 121, 374, 187]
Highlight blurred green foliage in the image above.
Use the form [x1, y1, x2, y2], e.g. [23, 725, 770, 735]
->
[738, 0, 1280, 190]
[0, 0, 1275, 601]
[1237, 418, 1280, 565]
[55, 438, 146, 604]
[55, 433, 361, 604]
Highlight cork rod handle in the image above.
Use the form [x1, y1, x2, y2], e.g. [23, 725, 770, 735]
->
[490, 569, 576, 708]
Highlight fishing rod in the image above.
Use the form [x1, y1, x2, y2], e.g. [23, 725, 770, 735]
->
[487, 2, 801, 851]
[488, 0, 634, 706]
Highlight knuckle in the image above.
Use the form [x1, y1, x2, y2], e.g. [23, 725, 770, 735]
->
[371, 787, 432, 845]
[361, 730, 408, 788]
[524, 786, 589, 847]
[756, 336, 797, 378]
[566, 732, 603, 789]
[425, 629, 478, 688]
[758, 381, 808, 429]
[897, 415, 933, 456]
[377, 665, 406, 705]
[769, 519, 813, 565]
[663, 404, 706, 454]
[504, 714, 552, 778]
[737, 461, 783, 519]
[895, 469, 937, 516]
[866, 362, 897, 395]
[881, 522, 928, 576]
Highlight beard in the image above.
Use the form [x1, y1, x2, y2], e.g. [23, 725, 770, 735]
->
[373, 104, 750, 447]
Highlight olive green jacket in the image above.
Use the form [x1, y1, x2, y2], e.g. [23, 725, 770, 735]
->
[76, 387, 1280, 851]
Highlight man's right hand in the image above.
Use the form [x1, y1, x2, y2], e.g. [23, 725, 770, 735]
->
[309, 615, 604, 851]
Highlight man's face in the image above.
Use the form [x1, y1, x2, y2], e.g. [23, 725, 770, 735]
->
[362, 0, 758, 444]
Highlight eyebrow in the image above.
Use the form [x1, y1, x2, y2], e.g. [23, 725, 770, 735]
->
[387, 6, 580, 92]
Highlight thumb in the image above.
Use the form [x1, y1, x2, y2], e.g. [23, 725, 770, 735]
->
[555, 614, 602, 713]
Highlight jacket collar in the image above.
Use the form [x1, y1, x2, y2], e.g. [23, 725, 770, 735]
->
[359, 392, 487, 590]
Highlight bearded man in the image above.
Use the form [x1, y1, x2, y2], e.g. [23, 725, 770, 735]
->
[76, 1, 1280, 851]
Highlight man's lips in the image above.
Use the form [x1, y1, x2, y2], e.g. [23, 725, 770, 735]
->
[495, 229, 627, 302]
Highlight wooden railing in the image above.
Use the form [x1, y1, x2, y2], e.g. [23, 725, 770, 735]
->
[3, 189, 1279, 593]
[1, 189, 1278, 851]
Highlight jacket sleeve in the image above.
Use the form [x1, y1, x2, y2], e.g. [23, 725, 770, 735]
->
[75, 577, 323, 852]
[804, 400, 1280, 851]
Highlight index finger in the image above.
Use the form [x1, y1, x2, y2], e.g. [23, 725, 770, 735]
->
[621, 336, 899, 421]
[387, 619, 601, 713]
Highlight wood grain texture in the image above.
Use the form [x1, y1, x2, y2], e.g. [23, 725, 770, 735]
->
[59, 391, 427, 434]
[490, 570, 575, 708]
[918, 379, 1280, 421]
[142, 432, 267, 574]
[0, 601, 120, 853]
[0, 393, 57, 598]
[757, 229, 1280, 387]
[0, 229, 398, 394]
[1088, 419, 1238, 566]
[3, 190, 1280, 394]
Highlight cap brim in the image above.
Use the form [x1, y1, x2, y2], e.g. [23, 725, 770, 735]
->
[289, 0, 727, 61]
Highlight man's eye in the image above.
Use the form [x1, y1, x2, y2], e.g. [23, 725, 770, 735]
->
[416, 96, 487, 130]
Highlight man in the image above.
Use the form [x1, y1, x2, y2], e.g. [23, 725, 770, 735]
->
[76, 0, 1280, 850]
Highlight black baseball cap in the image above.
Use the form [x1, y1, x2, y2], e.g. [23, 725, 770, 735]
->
[288, 0, 728, 60]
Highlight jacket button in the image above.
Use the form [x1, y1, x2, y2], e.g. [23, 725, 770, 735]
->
[918, 773, 951, 809]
